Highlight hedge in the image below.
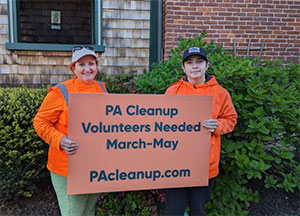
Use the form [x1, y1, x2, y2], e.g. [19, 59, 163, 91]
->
[1, 34, 299, 215]
[0, 87, 48, 200]
[100, 34, 300, 215]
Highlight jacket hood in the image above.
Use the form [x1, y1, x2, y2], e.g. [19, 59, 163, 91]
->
[179, 74, 219, 89]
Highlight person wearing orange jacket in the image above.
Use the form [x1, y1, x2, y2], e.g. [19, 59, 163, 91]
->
[164, 47, 238, 216]
[33, 46, 107, 216]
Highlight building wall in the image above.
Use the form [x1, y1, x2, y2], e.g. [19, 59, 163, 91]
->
[163, 0, 300, 63]
[101, 0, 150, 75]
[0, 0, 150, 87]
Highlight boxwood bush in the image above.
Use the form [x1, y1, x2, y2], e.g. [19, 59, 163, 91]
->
[0, 87, 48, 201]
[134, 34, 300, 215]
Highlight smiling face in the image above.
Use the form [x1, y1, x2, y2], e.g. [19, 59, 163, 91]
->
[71, 55, 97, 84]
[182, 55, 209, 85]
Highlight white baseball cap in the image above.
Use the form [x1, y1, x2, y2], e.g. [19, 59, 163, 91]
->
[71, 46, 97, 64]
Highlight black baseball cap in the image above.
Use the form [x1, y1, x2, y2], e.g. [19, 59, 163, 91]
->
[182, 47, 208, 63]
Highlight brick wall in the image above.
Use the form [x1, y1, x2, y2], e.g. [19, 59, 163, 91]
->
[163, 0, 300, 63]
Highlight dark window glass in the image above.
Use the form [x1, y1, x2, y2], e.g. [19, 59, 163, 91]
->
[18, 0, 93, 44]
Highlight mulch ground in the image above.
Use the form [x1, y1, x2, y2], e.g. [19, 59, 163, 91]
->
[0, 180, 299, 216]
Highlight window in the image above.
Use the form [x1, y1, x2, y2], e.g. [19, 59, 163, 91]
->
[6, 0, 104, 51]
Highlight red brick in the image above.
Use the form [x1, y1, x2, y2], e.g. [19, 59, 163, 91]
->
[242, 8, 255, 13]
[240, 17, 254, 21]
[204, 3, 219, 7]
[211, 16, 225, 20]
[262, 4, 275, 9]
[175, 2, 190, 6]
[267, 26, 281, 30]
[283, 9, 297, 13]
[231, 30, 245, 34]
[255, 34, 270, 38]
[173, 29, 189, 33]
[246, 13, 258, 17]
[268, 18, 281, 22]
[206, 29, 217, 34]
[261, 22, 275, 26]
[190, 3, 204, 7]
[196, 16, 210, 20]
[189, 20, 204, 25]
[254, 17, 268, 22]
[174, 11, 189, 15]
[219, 12, 233, 16]
[282, 18, 295, 22]
[275, 14, 288, 17]
[244, 21, 259, 25]
[233, 12, 247, 16]
[281, 26, 294, 30]
[174, 20, 189, 24]
[182, 16, 196, 20]
[246, 30, 259, 34]
[183, 7, 196, 11]
[218, 30, 231, 34]
[248, 4, 262, 8]
[275, 4, 289, 9]
[210, 25, 225, 29]
[233, 4, 248, 8]
[288, 14, 300, 18]
[204, 11, 218, 16]
[259, 30, 273, 34]
[286, 30, 299, 34]
[227, 8, 241, 12]
[190, 12, 204, 16]
[253, 26, 267, 30]
[213, 7, 227, 12]
[224, 25, 237, 30]
[204, 20, 218, 25]
[218, 21, 233, 25]
[239, 25, 253, 30]
[256, 9, 269, 13]
[225, 17, 239, 21]
[267, 43, 280, 47]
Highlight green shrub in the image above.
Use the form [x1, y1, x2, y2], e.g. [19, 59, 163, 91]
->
[97, 70, 137, 94]
[97, 190, 165, 216]
[133, 34, 300, 215]
[0, 87, 48, 201]
[135, 33, 225, 94]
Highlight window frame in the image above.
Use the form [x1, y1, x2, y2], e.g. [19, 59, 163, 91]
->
[5, 0, 105, 52]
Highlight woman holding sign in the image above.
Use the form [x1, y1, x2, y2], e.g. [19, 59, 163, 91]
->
[33, 46, 107, 216]
[164, 47, 238, 216]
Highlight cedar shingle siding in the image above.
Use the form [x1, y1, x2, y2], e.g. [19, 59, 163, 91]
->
[0, 0, 150, 87]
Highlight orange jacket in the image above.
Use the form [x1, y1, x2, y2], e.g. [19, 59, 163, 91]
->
[33, 77, 107, 177]
[165, 75, 237, 178]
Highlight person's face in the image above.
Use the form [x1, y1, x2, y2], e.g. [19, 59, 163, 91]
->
[182, 55, 209, 84]
[72, 55, 97, 84]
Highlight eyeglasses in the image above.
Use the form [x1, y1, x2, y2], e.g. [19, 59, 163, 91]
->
[72, 46, 95, 52]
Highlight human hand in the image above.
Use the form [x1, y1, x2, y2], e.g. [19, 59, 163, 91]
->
[203, 119, 218, 133]
[60, 136, 79, 155]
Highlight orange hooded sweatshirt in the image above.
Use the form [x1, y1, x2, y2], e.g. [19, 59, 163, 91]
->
[165, 75, 237, 178]
[33, 77, 107, 177]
